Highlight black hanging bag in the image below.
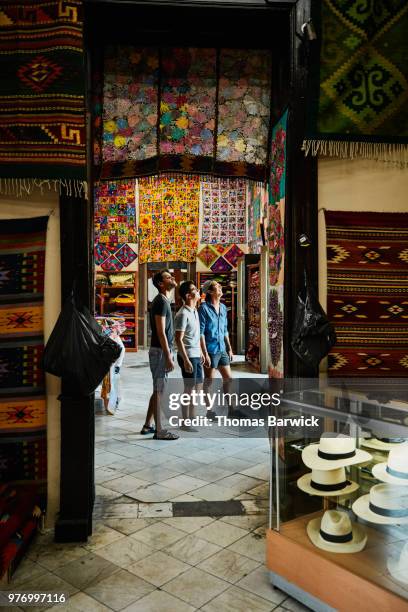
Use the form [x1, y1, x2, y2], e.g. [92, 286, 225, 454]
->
[43, 294, 121, 395]
[291, 271, 337, 368]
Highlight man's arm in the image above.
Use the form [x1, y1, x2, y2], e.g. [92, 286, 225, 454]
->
[175, 330, 193, 373]
[223, 306, 233, 360]
[155, 314, 174, 371]
[198, 306, 211, 367]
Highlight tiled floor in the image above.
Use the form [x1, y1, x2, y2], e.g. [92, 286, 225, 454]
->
[2, 351, 310, 611]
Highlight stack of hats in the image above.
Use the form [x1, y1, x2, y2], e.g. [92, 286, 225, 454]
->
[353, 443, 408, 525]
[360, 436, 406, 452]
[300, 434, 372, 554]
[298, 434, 371, 498]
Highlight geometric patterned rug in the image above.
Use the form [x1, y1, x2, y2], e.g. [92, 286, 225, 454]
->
[0, 216, 48, 484]
[325, 211, 408, 377]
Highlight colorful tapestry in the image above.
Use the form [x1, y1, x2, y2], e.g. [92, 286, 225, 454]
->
[217, 49, 271, 166]
[138, 175, 199, 263]
[223, 244, 245, 268]
[325, 211, 408, 377]
[94, 181, 138, 270]
[247, 182, 266, 254]
[0, 217, 47, 485]
[161, 48, 216, 156]
[201, 177, 247, 245]
[99, 47, 272, 181]
[197, 245, 218, 268]
[268, 286, 284, 376]
[268, 109, 287, 286]
[304, 1, 408, 165]
[0, 1, 86, 196]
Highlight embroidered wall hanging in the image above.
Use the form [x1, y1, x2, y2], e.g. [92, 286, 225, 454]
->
[0, 217, 47, 485]
[138, 175, 199, 263]
[94, 181, 138, 270]
[99, 47, 272, 181]
[304, 1, 408, 165]
[325, 211, 408, 377]
[268, 109, 287, 286]
[268, 286, 284, 377]
[196, 243, 246, 272]
[0, 1, 86, 197]
[200, 177, 247, 245]
[248, 182, 267, 254]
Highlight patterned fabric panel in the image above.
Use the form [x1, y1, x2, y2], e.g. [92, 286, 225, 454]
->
[200, 177, 247, 245]
[325, 211, 408, 377]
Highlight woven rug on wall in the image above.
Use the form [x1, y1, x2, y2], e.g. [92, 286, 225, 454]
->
[0, 1, 86, 196]
[325, 211, 408, 377]
[0, 217, 47, 485]
[304, 1, 408, 165]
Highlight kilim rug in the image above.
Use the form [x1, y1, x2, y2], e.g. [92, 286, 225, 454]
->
[0, 1, 86, 196]
[0, 217, 47, 485]
[325, 211, 408, 377]
[304, 1, 408, 165]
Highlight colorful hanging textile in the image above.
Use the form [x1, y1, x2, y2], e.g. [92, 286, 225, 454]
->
[94, 181, 138, 270]
[325, 211, 408, 377]
[99, 47, 272, 181]
[0, 1, 86, 197]
[197, 245, 218, 268]
[303, 1, 408, 166]
[200, 177, 247, 245]
[268, 286, 284, 374]
[138, 175, 199, 263]
[247, 182, 264, 254]
[268, 109, 287, 286]
[0, 217, 47, 485]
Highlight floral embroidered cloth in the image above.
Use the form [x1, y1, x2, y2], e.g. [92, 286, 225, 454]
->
[138, 175, 199, 263]
[200, 177, 247, 245]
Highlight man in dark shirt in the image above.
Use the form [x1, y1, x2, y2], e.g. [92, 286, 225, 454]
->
[141, 269, 179, 440]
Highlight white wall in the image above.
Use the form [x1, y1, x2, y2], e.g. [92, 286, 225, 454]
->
[0, 190, 61, 527]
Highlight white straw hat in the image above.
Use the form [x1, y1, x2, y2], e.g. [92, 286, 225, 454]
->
[302, 434, 372, 470]
[372, 443, 408, 486]
[297, 467, 359, 497]
[387, 542, 408, 584]
[361, 437, 407, 452]
[352, 483, 408, 525]
[307, 510, 367, 553]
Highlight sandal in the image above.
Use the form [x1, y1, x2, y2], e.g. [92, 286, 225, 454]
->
[153, 429, 179, 440]
[140, 425, 156, 435]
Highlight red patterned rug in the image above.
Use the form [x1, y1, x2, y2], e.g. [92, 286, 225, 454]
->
[325, 211, 408, 377]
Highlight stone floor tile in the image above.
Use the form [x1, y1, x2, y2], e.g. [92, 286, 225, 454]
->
[84, 569, 154, 612]
[138, 502, 173, 518]
[198, 548, 260, 584]
[278, 597, 313, 611]
[102, 518, 153, 535]
[93, 503, 140, 519]
[236, 566, 287, 605]
[48, 592, 111, 612]
[129, 465, 182, 483]
[17, 573, 78, 612]
[240, 463, 270, 481]
[102, 475, 150, 494]
[196, 521, 249, 547]
[53, 553, 121, 590]
[6, 558, 48, 587]
[200, 585, 274, 612]
[164, 533, 222, 565]
[28, 542, 88, 572]
[126, 482, 181, 503]
[121, 588, 195, 612]
[169, 493, 204, 502]
[127, 550, 191, 587]
[247, 482, 270, 498]
[83, 524, 125, 552]
[94, 467, 124, 484]
[188, 464, 236, 483]
[159, 474, 209, 494]
[95, 452, 123, 468]
[162, 566, 228, 608]
[95, 485, 123, 503]
[130, 522, 186, 549]
[94, 536, 152, 568]
[227, 532, 266, 562]
[189, 482, 237, 501]
[219, 514, 268, 531]
[162, 516, 216, 533]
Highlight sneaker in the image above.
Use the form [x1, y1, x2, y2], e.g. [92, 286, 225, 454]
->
[180, 425, 198, 432]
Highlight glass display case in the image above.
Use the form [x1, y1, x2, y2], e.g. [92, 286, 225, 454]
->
[267, 382, 408, 611]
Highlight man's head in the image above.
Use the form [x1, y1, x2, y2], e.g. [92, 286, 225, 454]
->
[179, 280, 199, 305]
[152, 269, 177, 293]
[202, 279, 223, 301]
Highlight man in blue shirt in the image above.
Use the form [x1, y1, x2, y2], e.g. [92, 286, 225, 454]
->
[198, 280, 233, 407]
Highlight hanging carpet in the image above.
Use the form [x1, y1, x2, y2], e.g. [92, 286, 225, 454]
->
[0, 1, 86, 196]
[303, 1, 408, 165]
[325, 211, 408, 377]
[0, 217, 48, 485]
[99, 47, 271, 181]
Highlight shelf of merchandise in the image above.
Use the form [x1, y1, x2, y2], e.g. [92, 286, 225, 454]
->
[95, 273, 138, 352]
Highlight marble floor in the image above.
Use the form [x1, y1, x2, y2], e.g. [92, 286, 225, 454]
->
[2, 351, 310, 612]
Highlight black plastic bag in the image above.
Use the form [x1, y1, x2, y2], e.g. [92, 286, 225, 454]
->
[44, 295, 122, 395]
[291, 273, 337, 368]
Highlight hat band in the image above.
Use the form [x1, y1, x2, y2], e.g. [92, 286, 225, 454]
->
[318, 449, 356, 461]
[311, 479, 350, 492]
[379, 438, 406, 444]
[386, 466, 408, 480]
[319, 529, 353, 543]
[369, 502, 408, 518]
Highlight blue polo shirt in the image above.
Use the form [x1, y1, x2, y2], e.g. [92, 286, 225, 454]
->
[198, 301, 229, 354]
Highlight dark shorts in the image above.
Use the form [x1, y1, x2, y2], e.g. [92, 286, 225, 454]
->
[177, 355, 204, 383]
[209, 351, 230, 369]
[149, 347, 170, 392]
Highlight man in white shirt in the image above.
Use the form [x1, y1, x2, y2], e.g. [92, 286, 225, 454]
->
[175, 281, 204, 432]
